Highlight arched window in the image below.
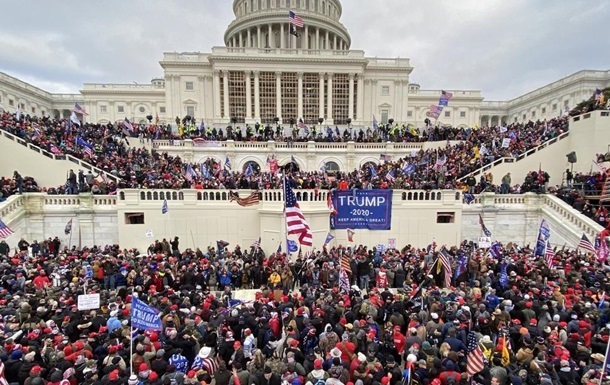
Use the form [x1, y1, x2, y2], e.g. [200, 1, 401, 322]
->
[243, 161, 261, 174]
[323, 161, 340, 173]
[283, 161, 299, 172]
[322, 1, 325, 14]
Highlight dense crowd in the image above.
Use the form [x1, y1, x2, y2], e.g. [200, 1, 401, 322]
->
[0, 111, 569, 193]
[0, 236, 608, 385]
[0, 172, 41, 200]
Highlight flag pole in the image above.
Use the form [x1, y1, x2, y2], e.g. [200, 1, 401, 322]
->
[130, 327, 134, 376]
[68, 218, 73, 250]
[190, 230, 197, 251]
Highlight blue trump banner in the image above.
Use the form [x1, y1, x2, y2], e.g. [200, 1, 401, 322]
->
[535, 219, 550, 257]
[331, 190, 393, 230]
[131, 297, 163, 331]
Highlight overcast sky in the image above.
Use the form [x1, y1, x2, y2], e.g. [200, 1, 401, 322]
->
[0, 0, 608, 100]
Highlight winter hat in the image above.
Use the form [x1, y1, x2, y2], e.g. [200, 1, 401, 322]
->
[128, 375, 139, 385]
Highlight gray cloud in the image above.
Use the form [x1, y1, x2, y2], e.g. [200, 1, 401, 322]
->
[0, 0, 607, 100]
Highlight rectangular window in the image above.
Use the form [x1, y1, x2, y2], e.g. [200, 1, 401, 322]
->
[281, 72, 298, 124]
[542, 107, 546, 114]
[100, 105, 107, 113]
[260, 71, 277, 124]
[296, 0, 300, 7]
[381, 109, 389, 124]
[276, 0, 280, 7]
[407, 111, 413, 117]
[117, 106, 124, 113]
[20, 103, 25, 109]
[8, 99, 13, 106]
[42, 111, 45, 116]
[303, 73, 320, 124]
[229, 71, 246, 123]
[125, 213, 145, 224]
[531, 111, 536, 118]
[186, 106, 195, 117]
[437, 212, 455, 224]
[160, 107, 166, 113]
[552, 103, 557, 111]
[522, 114, 526, 120]
[444, 111, 450, 118]
[185, 81, 194, 91]
[460, 111, 466, 118]
[332, 73, 349, 125]
[514, 117, 518, 122]
[32, 107, 36, 114]
[381, 86, 390, 95]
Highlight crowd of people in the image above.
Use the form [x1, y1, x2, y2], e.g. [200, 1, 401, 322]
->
[0, 110, 569, 194]
[0, 172, 41, 200]
[0, 237, 608, 385]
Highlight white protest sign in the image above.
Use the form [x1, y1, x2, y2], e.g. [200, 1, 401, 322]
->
[499, 126, 508, 133]
[388, 238, 396, 250]
[478, 237, 492, 248]
[376, 244, 386, 253]
[78, 293, 101, 311]
[501, 138, 511, 148]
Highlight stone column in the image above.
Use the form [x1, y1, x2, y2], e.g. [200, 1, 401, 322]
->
[326, 73, 333, 124]
[356, 74, 364, 122]
[315, 27, 320, 49]
[333, 35, 337, 50]
[371, 80, 378, 118]
[198, 75, 205, 119]
[348, 73, 355, 121]
[276, 71, 282, 122]
[297, 72, 304, 119]
[394, 80, 400, 122]
[280, 24, 285, 48]
[223, 70, 230, 119]
[245, 71, 252, 119]
[213, 71, 221, 119]
[247, 28, 251, 48]
[173, 75, 181, 118]
[304, 25, 309, 49]
[325, 31, 329, 50]
[319, 73, 325, 119]
[268, 24, 273, 48]
[239, 33, 243, 47]
[254, 71, 260, 121]
[257, 26, 261, 48]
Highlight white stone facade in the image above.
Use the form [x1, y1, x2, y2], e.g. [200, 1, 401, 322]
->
[0, 191, 601, 255]
[0, 1, 608, 128]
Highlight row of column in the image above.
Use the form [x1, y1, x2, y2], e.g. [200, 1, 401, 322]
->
[228, 24, 347, 50]
[214, 71, 363, 122]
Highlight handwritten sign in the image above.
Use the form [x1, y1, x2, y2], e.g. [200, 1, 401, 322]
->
[77, 294, 100, 311]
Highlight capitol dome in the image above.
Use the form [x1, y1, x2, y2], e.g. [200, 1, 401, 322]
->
[225, 0, 351, 50]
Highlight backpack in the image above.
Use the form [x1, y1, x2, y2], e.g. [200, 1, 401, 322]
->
[314, 379, 326, 385]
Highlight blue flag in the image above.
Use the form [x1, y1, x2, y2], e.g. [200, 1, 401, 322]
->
[162, 199, 168, 214]
[535, 219, 550, 257]
[369, 164, 378, 177]
[489, 242, 503, 260]
[324, 232, 335, 246]
[245, 163, 254, 177]
[131, 297, 162, 331]
[499, 262, 509, 287]
[454, 252, 468, 281]
[277, 243, 282, 254]
[287, 239, 298, 253]
[225, 156, 231, 170]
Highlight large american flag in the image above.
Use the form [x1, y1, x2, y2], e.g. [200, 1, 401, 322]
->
[289, 11, 304, 28]
[578, 233, 596, 254]
[438, 248, 453, 287]
[284, 178, 313, 246]
[0, 220, 14, 239]
[229, 191, 260, 207]
[466, 331, 484, 376]
[72, 102, 88, 115]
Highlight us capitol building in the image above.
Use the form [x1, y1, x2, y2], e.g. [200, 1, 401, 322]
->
[0, 0, 609, 128]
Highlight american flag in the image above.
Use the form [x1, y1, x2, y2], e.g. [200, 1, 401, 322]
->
[578, 233, 596, 254]
[0, 220, 14, 239]
[340, 251, 352, 273]
[441, 90, 454, 99]
[184, 164, 196, 182]
[229, 191, 260, 207]
[339, 269, 350, 293]
[545, 241, 555, 267]
[429, 105, 442, 114]
[251, 237, 261, 249]
[478, 214, 492, 237]
[438, 248, 453, 287]
[347, 229, 355, 242]
[289, 11, 304, 28]
[466, 331, 484, 376]
[50, 145, 63, 155]
[64, 219, 73, 235]
[284, 178, 313, 246]
[385, 169, 395, 182]
[72, 102, 88, 115]
[298, 118, 307, 129]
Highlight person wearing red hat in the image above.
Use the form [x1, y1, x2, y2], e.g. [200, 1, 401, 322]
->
[305, 358, 328, 385]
